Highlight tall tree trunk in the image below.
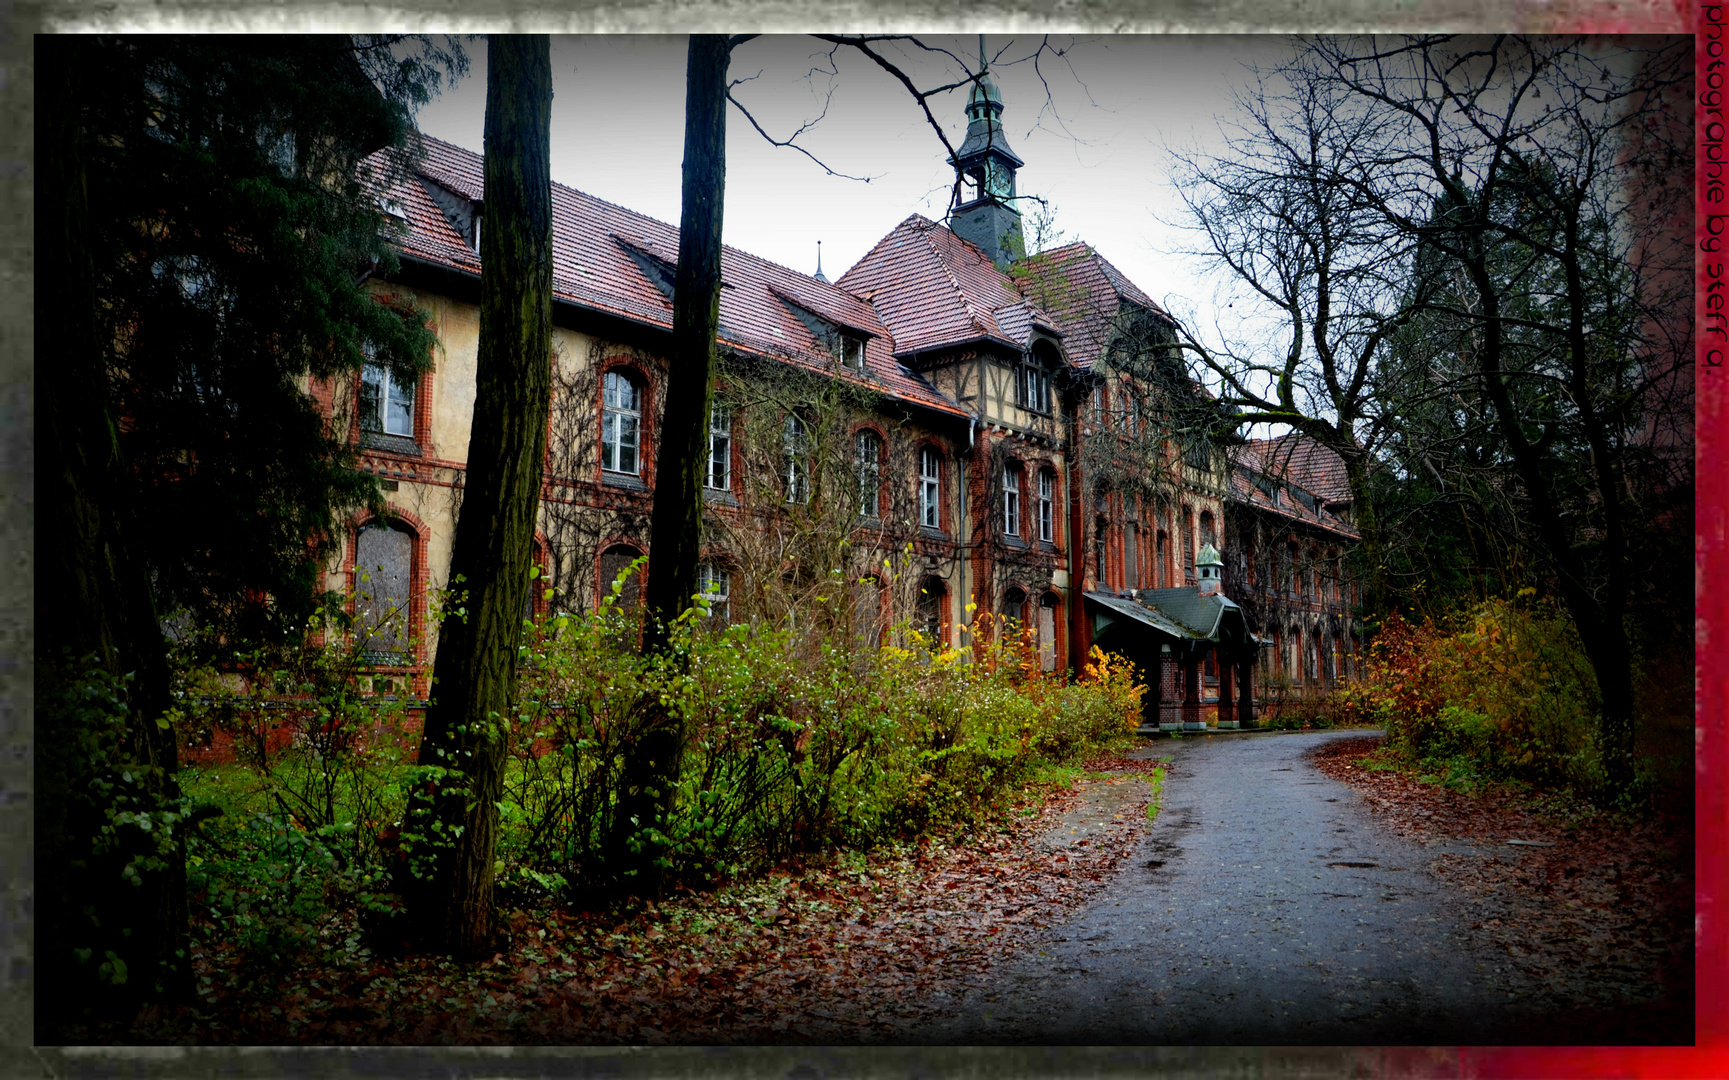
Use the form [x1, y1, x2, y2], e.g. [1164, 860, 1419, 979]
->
[407, 34, 553, 958]
[38, 36, 189, 1030]
[609, 34, 730, 896]
[1459, 237, 1636, 795]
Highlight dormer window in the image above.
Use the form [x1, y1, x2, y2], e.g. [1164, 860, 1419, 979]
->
[618, 240, 677, 301]
[837, 334, 866, 370]
[777, 292, 871, 370]
[417, 174, 482, 250]
[1018, 363, 1050, 414]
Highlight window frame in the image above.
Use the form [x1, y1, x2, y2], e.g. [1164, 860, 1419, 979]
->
[1002, 462, 1022, 538]
[854, 428, 884, 518]
[705, 402, 731, 491]
[1037, 467, 1055, 544]
[1018, 363, 1050, 415]
[697, 561, 730, 624]
[783, 414, 811, 504]
[360, 355, 417, 440]
[916, 576, 947, 645]
[918, 446, 942, 530]
[601, 369, 644, 476]
[837, 334, 867, 370]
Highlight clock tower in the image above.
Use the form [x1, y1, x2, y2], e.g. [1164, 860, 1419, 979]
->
[950, 38, 1024, 271]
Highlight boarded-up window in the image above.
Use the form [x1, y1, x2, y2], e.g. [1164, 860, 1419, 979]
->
[1181, 508, 1195, 583]
[1124, 525, 1138, 590]
[916, 578, 946, 645]
[851, 575, 881, 648]
[598, 545, 643, 612]
[1038, 594, 1058, 672]
[356, 524, 412, 657]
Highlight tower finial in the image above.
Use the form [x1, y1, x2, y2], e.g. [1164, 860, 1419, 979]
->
[979, 34, 987, 74]
[813, 240, 828, 283]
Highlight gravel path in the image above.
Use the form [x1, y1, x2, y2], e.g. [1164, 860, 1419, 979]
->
[916, 730, 1539, 1044]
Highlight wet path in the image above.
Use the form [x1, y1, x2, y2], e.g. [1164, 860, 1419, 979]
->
[917, 731, 1532, 1044]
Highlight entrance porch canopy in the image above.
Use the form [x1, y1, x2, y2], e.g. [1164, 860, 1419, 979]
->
[1083, 588, 1257, 658]
[1084, 588, 1263, 730]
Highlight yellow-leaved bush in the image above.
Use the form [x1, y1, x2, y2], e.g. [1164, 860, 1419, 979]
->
[1332, 597, 1602, 790]
[497, 596, 1144, 898]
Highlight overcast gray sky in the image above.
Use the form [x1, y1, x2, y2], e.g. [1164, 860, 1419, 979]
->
[414, 35, 1294, 333]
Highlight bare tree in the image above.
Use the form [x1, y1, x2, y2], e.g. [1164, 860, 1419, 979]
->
[1163, 55, 1439, 619]
[614, 34, 1075, 892]
[1310, 35, 1690, 795]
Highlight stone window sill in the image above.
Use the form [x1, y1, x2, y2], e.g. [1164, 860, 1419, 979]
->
[602, 471, 648, 492]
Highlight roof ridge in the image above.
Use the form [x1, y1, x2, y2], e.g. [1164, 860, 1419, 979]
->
[916, 220, 992, 340]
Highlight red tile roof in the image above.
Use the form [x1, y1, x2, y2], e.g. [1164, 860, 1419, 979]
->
[1243, 434, 1354, 504]
[1010, 242, 1174, 371]
[1227, 456, 1358, 540]
[384, 135, 965, 420]
[836, 215, 1061, 359]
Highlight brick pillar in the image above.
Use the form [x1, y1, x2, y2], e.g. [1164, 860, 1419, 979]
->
[1238, 653, 1255, 727]
[1183, 655, 1202, 727]
[1160, 652, 1178, 727]
[1217, 656, 1234, 726]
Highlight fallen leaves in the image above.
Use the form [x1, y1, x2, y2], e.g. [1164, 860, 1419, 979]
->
[1310, 734, 1692, 1040]
[108, 761, 1162, 1044]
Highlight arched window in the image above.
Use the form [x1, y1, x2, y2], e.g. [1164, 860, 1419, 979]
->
[601, 370, 643, 475]
[1037, 467, 1056, 544]
[783, 415, 810, 503]
[918, 446, 942, 529]
[1287, 542, 1300, 597]
[854, 429, 883, 518]
[1200, 510, 1216, 550]
[1038, 593, 1060, 672]
[1002, 461, 1023, 537]
[355, 522, 414, 659]
[1156, 530, 1169, 588]
[1290, 626, 1303, 682]
[1001, 587, 1028, 630]
[916, 576, 947, 645]
[598, 544, 644, 611]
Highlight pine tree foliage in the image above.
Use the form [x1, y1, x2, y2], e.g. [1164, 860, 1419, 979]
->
[79, 35, 463, 648]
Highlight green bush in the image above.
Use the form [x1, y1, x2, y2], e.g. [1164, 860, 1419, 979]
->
[1334, 597, 1603, 791]
[497, 593, 1145, 898]
[176, 572, 1147, 931]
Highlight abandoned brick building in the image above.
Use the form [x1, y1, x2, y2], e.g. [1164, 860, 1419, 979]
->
[336, 66, 1361, 727]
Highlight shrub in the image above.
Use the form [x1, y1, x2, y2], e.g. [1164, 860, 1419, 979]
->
[1334, 597, 1603, 791]
[496, 590, 1144, 899]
